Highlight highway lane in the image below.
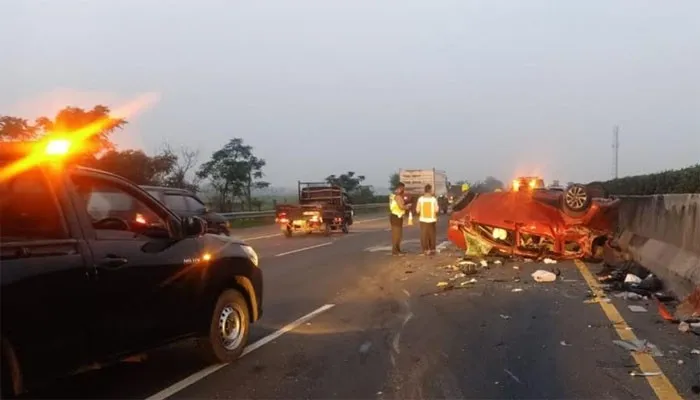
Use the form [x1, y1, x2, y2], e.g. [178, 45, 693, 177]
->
[23, 214, 696, 399]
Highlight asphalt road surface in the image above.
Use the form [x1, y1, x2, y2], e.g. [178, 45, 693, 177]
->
[23, 214, 699, 399]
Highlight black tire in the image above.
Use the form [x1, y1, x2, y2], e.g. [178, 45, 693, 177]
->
[199, 289, 250, 363]
[562, 184, 592, 215]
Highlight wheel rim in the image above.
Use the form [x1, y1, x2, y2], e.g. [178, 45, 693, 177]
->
[218, 305, 245, 350]
[565, 186, 587, 209]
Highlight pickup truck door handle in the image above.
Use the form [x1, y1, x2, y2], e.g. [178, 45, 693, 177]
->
[98, 255, 129, 269]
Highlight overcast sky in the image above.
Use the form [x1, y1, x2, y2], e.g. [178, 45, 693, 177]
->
[2, 0, 698, 187]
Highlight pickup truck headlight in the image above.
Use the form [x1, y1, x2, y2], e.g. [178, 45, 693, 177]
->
[241, 245, 259, 267]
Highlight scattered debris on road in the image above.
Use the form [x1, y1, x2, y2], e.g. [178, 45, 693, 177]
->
[532, 270, 557, 283]
[613, 339, 663, 357]
[503, 368, 522, 384]
[628, 305, 648, 313]
[560, 340, 572, 347]
[500, 314, 511, 320]
[511, 288, 523, 292]
[629, 371, 662, 377]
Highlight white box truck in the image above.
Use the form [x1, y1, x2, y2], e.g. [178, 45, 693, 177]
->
[398, 168, 449, 214]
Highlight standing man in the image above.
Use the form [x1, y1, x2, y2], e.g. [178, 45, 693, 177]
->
[389, 182, 411, 256]
[416, 184, 439, 255]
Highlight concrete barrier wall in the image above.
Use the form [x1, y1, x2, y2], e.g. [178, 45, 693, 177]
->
[615, 194, 700, 302]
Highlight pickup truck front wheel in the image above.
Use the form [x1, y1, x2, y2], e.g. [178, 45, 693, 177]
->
[200, 289, 250, 363]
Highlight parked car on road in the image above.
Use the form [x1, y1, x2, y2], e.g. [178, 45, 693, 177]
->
[141, 185, 231, 236]
[0, 140, 263, 398]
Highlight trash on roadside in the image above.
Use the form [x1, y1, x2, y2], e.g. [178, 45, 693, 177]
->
[500, 314, 511, 320]
[624, 274, 643, 284]
[613, 339, 664, 357]
[480, 260, 488, 267]
[494, 260, 503, 265]
[690, 349, 700, 355]
[629, 371, 662, 377]
[513, 265, 520, 270]
[524, 258, 533, 263]
[453, 272, 466, 279]
[532, 270, 557, 283]
[460, 278, 477, 286]
[678, 321, 691, 333]
[543, 258, 557, 264]
[512, 288, 523, 292]
[628, 305, 648, 313]
[437, 281, 450, 288]
[560, 340, 572, 347]
[677, 359, 684, 365]
[614, 292, 645, 301]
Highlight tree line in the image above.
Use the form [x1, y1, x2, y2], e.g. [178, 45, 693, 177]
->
[597, 164, 700, 195]
[1, 104, 386, 212]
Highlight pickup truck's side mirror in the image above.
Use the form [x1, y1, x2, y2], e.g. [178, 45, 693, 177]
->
[183, 216, 207, 237]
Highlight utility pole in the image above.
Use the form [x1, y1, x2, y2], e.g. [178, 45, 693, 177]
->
[612, 125, 619, 179]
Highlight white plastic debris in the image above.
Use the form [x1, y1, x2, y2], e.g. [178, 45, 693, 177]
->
[629, 371, 661, 377]
[460, 278, 477, 286]
[678, 322, 690, 333]
[690, 349, 700, 355]
[531, 270, 557, 283]
[494, 260, 503, 265]
[614, 292, 644, 301]
[624, 274, 642, 284]
[512, 288, 523, 292]
[459, 260, 477, 266]
[500, 314, 511, 320]
[628, 305, 647, 313]
[543, 258, 557, 264]
[480, 260, 488, 267]
[454, 272, 466, 279]
[513, 265, 520, 270]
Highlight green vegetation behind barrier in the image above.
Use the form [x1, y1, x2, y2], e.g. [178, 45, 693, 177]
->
[597, 164, 700, 195]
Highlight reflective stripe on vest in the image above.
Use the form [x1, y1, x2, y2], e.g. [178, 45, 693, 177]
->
[389, 194, 405, 218]
[419, 196, 436, 220]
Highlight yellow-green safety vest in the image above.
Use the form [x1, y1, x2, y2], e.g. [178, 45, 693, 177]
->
[389, 194, 405, 218]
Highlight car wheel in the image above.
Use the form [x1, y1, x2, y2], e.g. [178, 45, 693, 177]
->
[200, 289, 250, 363]
[562, 184, 592, 214]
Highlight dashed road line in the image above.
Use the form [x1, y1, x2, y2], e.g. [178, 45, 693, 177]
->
[574, 259, 682, 400]
[144, 304, 336, 400]
[274, 242, 332, 257]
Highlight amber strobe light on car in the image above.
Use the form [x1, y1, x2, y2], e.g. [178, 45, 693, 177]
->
[44, 139, 72, 156]
[511, 179, 520, 191]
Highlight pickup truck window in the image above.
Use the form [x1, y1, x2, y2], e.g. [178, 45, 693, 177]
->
[0, 166, 68, 241]
[185, 195, 206, 212]
[70, 175, 166, 238]
[164, 194, 188, 212]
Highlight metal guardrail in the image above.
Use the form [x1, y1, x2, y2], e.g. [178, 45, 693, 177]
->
[220, 203, 389, 220]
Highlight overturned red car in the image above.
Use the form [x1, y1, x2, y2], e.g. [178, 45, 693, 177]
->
[447, 182, 620, 260]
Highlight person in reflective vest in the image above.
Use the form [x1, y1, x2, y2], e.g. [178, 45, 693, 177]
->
[416, 183, 439, 255]
[389, 182, 411, 256]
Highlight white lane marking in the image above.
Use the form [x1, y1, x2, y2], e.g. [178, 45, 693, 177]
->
[274, 242, 332, 257]
[145, 304, 336, 400]
[240, 216, 385, 242]
[241, 233, 281, 241]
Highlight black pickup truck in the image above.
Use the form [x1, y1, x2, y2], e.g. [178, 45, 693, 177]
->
[0, 141, 263, 397]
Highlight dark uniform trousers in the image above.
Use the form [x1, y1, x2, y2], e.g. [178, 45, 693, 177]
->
[390, 214, 404, 254]
[420, 221, 437, 252]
